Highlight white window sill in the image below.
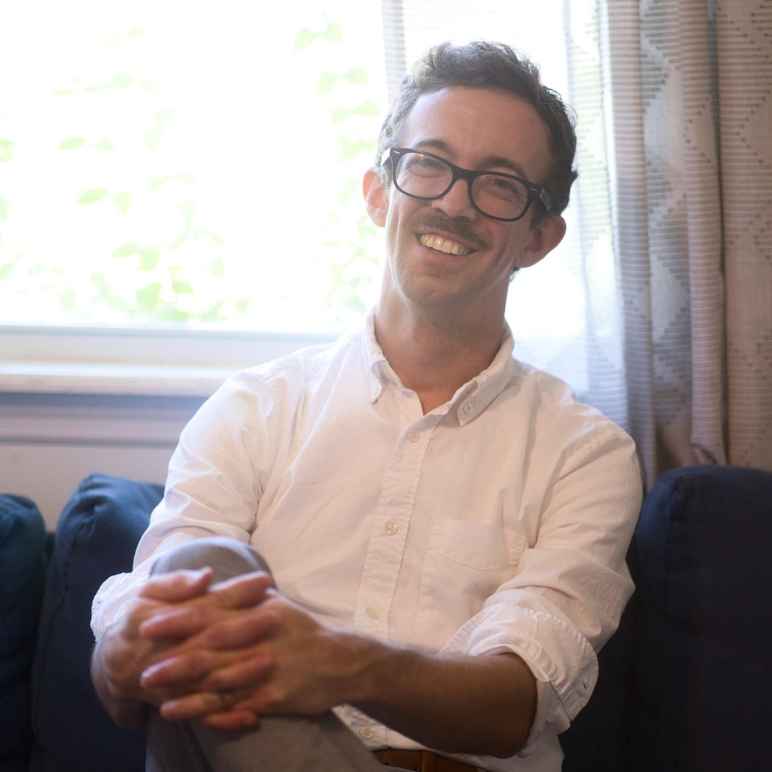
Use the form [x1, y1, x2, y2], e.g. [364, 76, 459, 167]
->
[0, 361, 232, 398]
[0, 324, 334, 398]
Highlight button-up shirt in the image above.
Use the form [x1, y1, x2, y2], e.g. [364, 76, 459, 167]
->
[92, 314, 641, 772]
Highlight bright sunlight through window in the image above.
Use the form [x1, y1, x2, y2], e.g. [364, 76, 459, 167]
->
[0, 0, 605, 398]
[0, 2, 387, 333]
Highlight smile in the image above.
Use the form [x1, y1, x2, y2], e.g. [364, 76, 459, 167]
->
[417, 233, 474, 256]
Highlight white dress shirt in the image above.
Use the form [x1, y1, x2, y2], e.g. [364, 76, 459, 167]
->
[92, 314, 641, 772]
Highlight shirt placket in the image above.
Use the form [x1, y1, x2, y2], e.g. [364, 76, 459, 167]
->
[348, 391, 433, 745]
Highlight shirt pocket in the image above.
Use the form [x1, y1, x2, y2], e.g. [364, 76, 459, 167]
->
[415, 519, 527, 643]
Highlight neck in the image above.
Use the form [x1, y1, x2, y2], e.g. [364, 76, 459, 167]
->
[374, 302, 506, 414]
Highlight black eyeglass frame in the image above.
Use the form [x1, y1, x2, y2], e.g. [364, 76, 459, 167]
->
[384, 147, 554, 222]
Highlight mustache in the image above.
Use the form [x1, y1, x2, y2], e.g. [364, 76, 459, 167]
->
[415, 212, 487, 251]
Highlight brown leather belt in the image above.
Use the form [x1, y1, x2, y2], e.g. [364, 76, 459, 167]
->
[374, 748, 484, 772]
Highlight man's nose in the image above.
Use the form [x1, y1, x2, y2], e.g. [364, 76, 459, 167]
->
[431, 178, 477, 219]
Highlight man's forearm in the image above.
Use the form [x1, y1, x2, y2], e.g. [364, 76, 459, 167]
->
[348, 638, 537, 758]
[135, 590, 537, 754]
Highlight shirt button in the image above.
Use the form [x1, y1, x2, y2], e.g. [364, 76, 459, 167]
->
[461, 402, 473, 415]
[361, 727, 374, 740]
[366, 607, 380, 620]
[407, 433, 419, 443]
[384, 520, 400, 536]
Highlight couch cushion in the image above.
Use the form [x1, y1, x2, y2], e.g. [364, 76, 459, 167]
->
[29, 474, 162, 772]
[0, 494, 47, 770]
[630, 465, 772, 772]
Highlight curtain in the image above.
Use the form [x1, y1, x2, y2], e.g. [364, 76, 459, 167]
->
[717, 1, 772, 473]
[606, 0, 772, 485]
[382, 0, 772, 488]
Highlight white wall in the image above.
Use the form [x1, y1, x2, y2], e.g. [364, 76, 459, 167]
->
[0, 392, 205, 528]
[0, 326, 327, 528]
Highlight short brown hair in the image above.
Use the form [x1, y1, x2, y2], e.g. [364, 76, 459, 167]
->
[376, 41, 578, 216]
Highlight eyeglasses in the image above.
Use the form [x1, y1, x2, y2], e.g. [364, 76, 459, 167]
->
[384, 147, 553, 222]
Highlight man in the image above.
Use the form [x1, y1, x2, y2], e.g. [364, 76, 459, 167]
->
[91, 41, 641, 772]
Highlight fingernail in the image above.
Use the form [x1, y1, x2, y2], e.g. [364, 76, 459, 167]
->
[141, 665, 161, 685]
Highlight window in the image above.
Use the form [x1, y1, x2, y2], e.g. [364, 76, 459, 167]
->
[0, 2, 386, 334]
[1, 1, 620, 401]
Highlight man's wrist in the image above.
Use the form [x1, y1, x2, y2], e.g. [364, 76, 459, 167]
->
[91, 638, 148, 728]
[339, 632, 415, 707]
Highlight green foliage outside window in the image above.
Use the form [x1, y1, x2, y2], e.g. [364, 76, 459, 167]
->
[0, 8, 385, 331]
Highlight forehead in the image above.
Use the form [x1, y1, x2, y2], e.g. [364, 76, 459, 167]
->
[398, 86, 553, 181]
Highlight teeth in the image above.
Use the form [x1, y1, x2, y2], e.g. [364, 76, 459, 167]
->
[419, 234, 472, 256]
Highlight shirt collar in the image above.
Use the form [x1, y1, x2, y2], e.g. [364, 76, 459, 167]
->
[448, 327, 516, 424]
[360, 310, 517, 422]
[361, 310, 392, 403]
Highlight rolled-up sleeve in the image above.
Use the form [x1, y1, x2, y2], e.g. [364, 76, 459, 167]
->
[441, 419, 642, 742]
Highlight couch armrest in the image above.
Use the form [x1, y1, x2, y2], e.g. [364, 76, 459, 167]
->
[0, 494, 47, 770]
[629, 465, 772, 772]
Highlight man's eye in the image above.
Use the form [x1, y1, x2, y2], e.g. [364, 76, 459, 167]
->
[482, 175, 526, 201]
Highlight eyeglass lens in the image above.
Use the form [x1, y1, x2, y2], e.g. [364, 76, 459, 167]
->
[394, 151, 531, 220]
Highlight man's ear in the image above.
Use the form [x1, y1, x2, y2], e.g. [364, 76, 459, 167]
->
[518, 214, 566, 269]
[363, 167, 388, 227]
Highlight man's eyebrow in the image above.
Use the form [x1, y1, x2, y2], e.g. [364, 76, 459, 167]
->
[412, 138, 529, 179]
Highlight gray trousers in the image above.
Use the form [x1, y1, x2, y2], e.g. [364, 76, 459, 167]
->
[145, 538, 403, 772]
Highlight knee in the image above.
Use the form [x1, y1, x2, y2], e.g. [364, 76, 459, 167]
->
[151, 537, 271, 582]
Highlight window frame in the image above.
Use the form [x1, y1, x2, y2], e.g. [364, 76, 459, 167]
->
[0, 323, 332, 398]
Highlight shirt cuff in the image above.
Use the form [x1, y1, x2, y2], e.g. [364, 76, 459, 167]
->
[90, 561, 152, 641]
[441, 604, 598, 741]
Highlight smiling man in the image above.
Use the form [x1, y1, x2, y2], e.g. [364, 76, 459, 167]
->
[91, 42, 641, 772]
[365, 84, 566, 416]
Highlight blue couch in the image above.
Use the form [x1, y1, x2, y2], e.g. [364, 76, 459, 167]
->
[2, 466, 771, 772]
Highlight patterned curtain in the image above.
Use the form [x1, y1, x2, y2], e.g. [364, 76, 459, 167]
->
[605, 0, 772, 486]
